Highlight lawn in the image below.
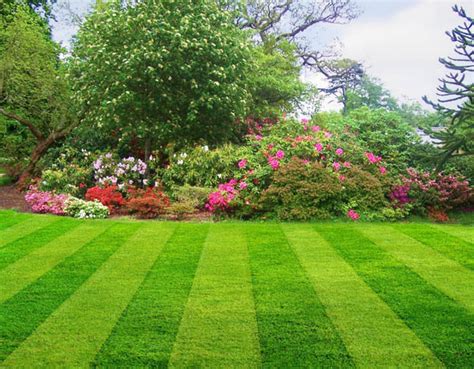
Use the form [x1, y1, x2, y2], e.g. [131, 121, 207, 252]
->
[0, 210, 472, 368]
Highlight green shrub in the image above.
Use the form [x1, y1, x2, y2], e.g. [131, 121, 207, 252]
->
[260, 159, 343, 220]
[64, 197, 109, 219]
[171, 185, 212, 209]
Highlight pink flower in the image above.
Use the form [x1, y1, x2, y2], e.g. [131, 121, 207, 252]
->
[365, 152, 382, 164]
[335, 148, 344, 156]
[379, 166, 387, 175]
[338, 175, 346, 182]
[311, 125, 321, 132]
[332, 162, 341, 171]
[347, 209, 360, 220]
[324, 131, 332, 138]
[303, 159, 310, 165]
[275, 150, 285, 159]
[239, 181, 248, 190]
[255, 134, 263, 141]
[238, 159, 247, 169]
[268, 157, 280, 170]
[343, 161, 351, 168]
[268, 143, 274, 150]
[301, 118, 309, 124]
[314, 143, 323, 152]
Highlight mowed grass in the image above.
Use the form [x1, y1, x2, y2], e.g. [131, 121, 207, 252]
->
[0, 210, 473, 368]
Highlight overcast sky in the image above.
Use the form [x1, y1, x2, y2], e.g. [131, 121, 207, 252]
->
[52, 0, 474, 110]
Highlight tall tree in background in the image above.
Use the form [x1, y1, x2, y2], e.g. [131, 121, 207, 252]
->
[423, 5, 474, 169]
[0, 6, 76, 185]
[345, 75, 399, 112]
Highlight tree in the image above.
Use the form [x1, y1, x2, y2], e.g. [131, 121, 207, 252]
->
[423, 5, 474, 169]
[70, 1, 253, 159]
[345, 75, 399, 112]
[0, 0, 57, 25]
[0, 6, 76, 185]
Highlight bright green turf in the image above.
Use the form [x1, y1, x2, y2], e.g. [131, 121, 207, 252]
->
[0, 211, 473, 368]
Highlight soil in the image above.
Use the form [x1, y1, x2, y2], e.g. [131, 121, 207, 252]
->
[0, 185, 30, 212]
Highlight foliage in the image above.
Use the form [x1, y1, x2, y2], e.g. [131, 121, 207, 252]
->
[70, 1, 253, 157]
[125, 187, 170, 219]
[0, 6, 76, 183]
[171, 185, 212, 209]
[64, 197, 109, 219]
[85, 185, 124, 214]
[345, 75, 399, 112]
[24, 186, 68, 215]
[390, 168, 472, 214]
[423, 5, 474, 168]
[260, 159, 344, 220]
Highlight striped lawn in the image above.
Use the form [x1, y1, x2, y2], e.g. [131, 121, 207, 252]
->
[0, 211, 473, 368]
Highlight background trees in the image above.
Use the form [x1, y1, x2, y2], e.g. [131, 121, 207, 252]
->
[0, 6, 75, 185]
[423, 5, 474, 169]
[70, 1, 253, 159]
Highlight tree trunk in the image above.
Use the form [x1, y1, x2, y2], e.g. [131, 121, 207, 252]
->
[17, 136, 56, 189]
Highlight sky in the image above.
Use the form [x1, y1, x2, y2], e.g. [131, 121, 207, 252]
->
[51, 0, 474, 111]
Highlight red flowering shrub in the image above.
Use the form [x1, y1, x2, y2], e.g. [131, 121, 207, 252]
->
[126, 187, 170, 219]
[427, 207, 450, 223]
[85, 185, 125, 214]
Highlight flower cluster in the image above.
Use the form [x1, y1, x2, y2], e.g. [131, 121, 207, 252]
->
[347, 209, 360, 220]
[64, 197, 109, 219]
[93, 153, 148, 189]
[205, 178, 248, 213]
[24, 186, 68, 215]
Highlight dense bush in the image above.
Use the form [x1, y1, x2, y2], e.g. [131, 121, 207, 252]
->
[85, 185, 125, 214]
[64, 197, 109, 219]
[260, 159, 343, 220]
[125, 187, 170, 219]
[24, 186, 68, 215]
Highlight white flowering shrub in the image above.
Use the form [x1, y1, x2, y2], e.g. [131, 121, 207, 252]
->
[64, 197, 109, 219]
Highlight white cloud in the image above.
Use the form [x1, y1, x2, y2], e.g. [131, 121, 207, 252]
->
[340, 0, 472, 104]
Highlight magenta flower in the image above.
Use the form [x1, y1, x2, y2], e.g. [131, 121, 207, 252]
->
[276, 150, 285, 159]
[314, 143, 323, 152]
[379, 166, 387, 175]
[338, 175, 346, 182]
[239, 181, 248, 190]
[347, 209, 360, 221]
[311, 125, 321, 132]
[332, 162, 341, 171]
[365, 152, 382, 164]
[324, 131, 332, 138]
[343, 161, 351, 168]
[301, 118, 309, 124]
[335, 148, 344, 156]
[255, 134, 263, 141]
[238, 159, 247, 169]
[268, 158, 280, 170]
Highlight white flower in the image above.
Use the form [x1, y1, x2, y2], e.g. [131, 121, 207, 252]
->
[180, 153, 187, 158]
[143, 179, 148, 185]
[217, 174, 222, 178]
[177, 160, 184, 165]
[203, 145, 209, 152]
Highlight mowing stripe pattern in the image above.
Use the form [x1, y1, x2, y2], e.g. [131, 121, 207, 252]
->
[318, 224, 474, 368]
[93, 223, 208, 367]
[244, 224, 354, 368]
[0, 212, 472, 368]
[169, 224, 261, 368]
[2, 223, 175, 368]
[283, 224, 442, 368]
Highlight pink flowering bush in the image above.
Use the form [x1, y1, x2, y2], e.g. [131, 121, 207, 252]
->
[25, 186, 69, 215]
[390, 168, 472, 219]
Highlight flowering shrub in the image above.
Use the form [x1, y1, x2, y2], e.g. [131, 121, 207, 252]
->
[64, 197, 109, 219]
[125, 187, 170, 219]
[93, 153, 148, 190]
[390, 168, 472, 214]
[85, 185, 125, 213]
[24, 186, 68, 215]
[204, 117, 392, 219]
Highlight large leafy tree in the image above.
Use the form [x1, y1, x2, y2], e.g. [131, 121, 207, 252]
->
[345, 75, 399, 113]
[0, 6, 76, 185]
[423, 5, 474, 169]
[70, 0, 253, 159]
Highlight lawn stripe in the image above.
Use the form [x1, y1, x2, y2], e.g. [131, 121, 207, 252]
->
[284, 224, 443, 368]
[94, 223, 208, 367]
[0, 218, 79, 271]
[0, 222, 108, 304]
[245, 223, 354, 368]
[360, 224, 474, 312]
[430, 224, 473, 244]
[393, 223, 474, 270]
[0, 216, 57, 248]
[0, 212, 30, 231]
[92, 223, 208, 368]
[2, 222, 175, 368]
[0, 222, 136, 362]
[321, 224, 474, 368]
[169, 224, 261, 368]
